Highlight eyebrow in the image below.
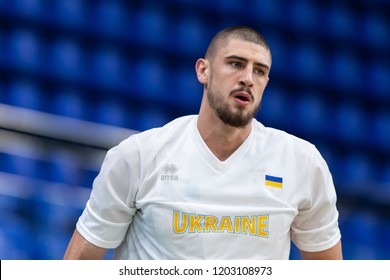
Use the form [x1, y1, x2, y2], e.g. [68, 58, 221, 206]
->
[225, 55, 270, 71]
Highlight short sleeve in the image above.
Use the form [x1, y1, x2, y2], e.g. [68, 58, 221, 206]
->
[76, 136, 140, 249]
[291, 146, 341, 252]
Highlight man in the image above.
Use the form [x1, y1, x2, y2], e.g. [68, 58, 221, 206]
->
[64, 26, 342, 259]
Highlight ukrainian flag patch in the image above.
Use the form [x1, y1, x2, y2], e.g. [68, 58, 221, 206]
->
[265, 175, 283, 188]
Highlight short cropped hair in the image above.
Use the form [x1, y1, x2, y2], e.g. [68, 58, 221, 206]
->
[205, 26, 271, 61]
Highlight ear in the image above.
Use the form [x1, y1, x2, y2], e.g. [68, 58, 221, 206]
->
[265, 76, 270, 87]
[195, 58, 209, 85]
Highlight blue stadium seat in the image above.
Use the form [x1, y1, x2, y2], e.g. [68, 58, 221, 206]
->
[362, 12, 389, 49]
[134, 6, 168, 45]
[50, 38, 83, 79]
[176, 15, 206, 54]
[134, 57, 166, 99]
[313, 144, 337, 174]
[137, 107, 171, 131]
[289, 242, 302, 260]
[53, 88, 86, 119]
[8, 29, 41, 70]
[0, 81, 4, 103]
[293, 93, 327, 135]
[31, 182, 89, 226]
[36, 227, 72, 259]
[0, 0, 5, 9]
[332, 103, 366, 144]
[293, 42, 324, 82]
[0, 170, 37, 215]
[91, 47, 123, 87]
[342, 210, 378, 244]
[52, 0, 87, 27]
[0, 27, 4, 65]
[4, 154, 38, 179]
[367, 61, 390, 99]
[95, 98, 127, 127]
[170, 67, 202, 111]
[0, 192, 23, 215]
[0, 213, 36, 259]
[341, 210, 382, 259]
[82, 169, 99, 189]
[47, 150, 81, 186]
[0, 153, 13, 174]
[339, 153, 373, 193]
[331, 51, 360, 91]
[210, 0, 242, 13]
[258, 87, 289, 128]
[7, 79, 42, 110]
[370, 111, 390, 151]
[93, 0, 127, 34]
[8, 0, 43, 19]
[377, 219, 390, 259]
[377, 161, 390, 185]
[264, 34, 285, 75]
[34, 199, 82, 232]
[324, 3, 355, 39]
[286, 0, 319, 31]
[253, 0, 281, 22]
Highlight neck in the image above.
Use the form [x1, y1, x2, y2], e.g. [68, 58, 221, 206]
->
[197, 103, 252, 161]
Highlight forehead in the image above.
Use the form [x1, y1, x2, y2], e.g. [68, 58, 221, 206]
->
[217, 38, 271, 67]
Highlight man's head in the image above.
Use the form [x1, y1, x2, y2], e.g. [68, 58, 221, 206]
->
[196, 26, 272, 128]
[205, 26, 272, 63]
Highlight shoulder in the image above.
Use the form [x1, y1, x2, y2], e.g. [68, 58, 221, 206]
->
[139, 115, 196, 136]
[252, 119, 320, 165]
[133, 115, 196, 143]
[253, 119, 314, 150]
[114, 115, 196, 155]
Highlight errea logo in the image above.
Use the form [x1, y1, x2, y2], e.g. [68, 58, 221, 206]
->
[161, 164, 179, 181]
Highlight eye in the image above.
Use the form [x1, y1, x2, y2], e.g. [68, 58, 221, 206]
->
[254, 68, 265, 76]
[230, 61, 242, 68]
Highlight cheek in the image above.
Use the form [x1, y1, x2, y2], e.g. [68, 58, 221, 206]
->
[207, 72, 224, 91]
[257, 92, 265, 103]
[255, 79, 269, 92]
[253, 84, 267, 102]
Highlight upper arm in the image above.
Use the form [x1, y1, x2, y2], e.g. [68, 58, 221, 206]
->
[63, 229, 108, 260]
[300, 240, 343, 260]
[292, 146, 342, 256]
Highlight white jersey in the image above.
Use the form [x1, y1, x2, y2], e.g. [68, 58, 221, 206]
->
[77, 115, 341, 259]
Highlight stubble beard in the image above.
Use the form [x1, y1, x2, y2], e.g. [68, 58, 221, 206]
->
[207, 85, 261, 128]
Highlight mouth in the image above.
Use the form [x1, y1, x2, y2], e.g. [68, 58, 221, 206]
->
[232, 91, 252, 105]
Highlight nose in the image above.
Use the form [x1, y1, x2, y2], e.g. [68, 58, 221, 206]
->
[239, 67, 254, 87]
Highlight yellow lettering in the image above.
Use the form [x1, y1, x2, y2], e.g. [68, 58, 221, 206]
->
[234, 216, 241, 233]
[257, 215, 269, 237]
[204, 215, 218, 232]
[242, 216, 256, 235]
[218, 216, 233, 233]
[172, 211, 269, 238]
[173, 211, 188, 234]
[189, 214, 204, 233]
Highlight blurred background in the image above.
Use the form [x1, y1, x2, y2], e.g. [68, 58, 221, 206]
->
[0, 0, 389, 260]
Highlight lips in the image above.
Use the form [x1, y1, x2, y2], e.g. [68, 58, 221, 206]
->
[232, 91, 252, 105]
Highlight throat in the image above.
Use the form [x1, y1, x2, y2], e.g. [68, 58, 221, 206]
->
[212, 148, 237, 162]
[198, 123, 252, 161]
